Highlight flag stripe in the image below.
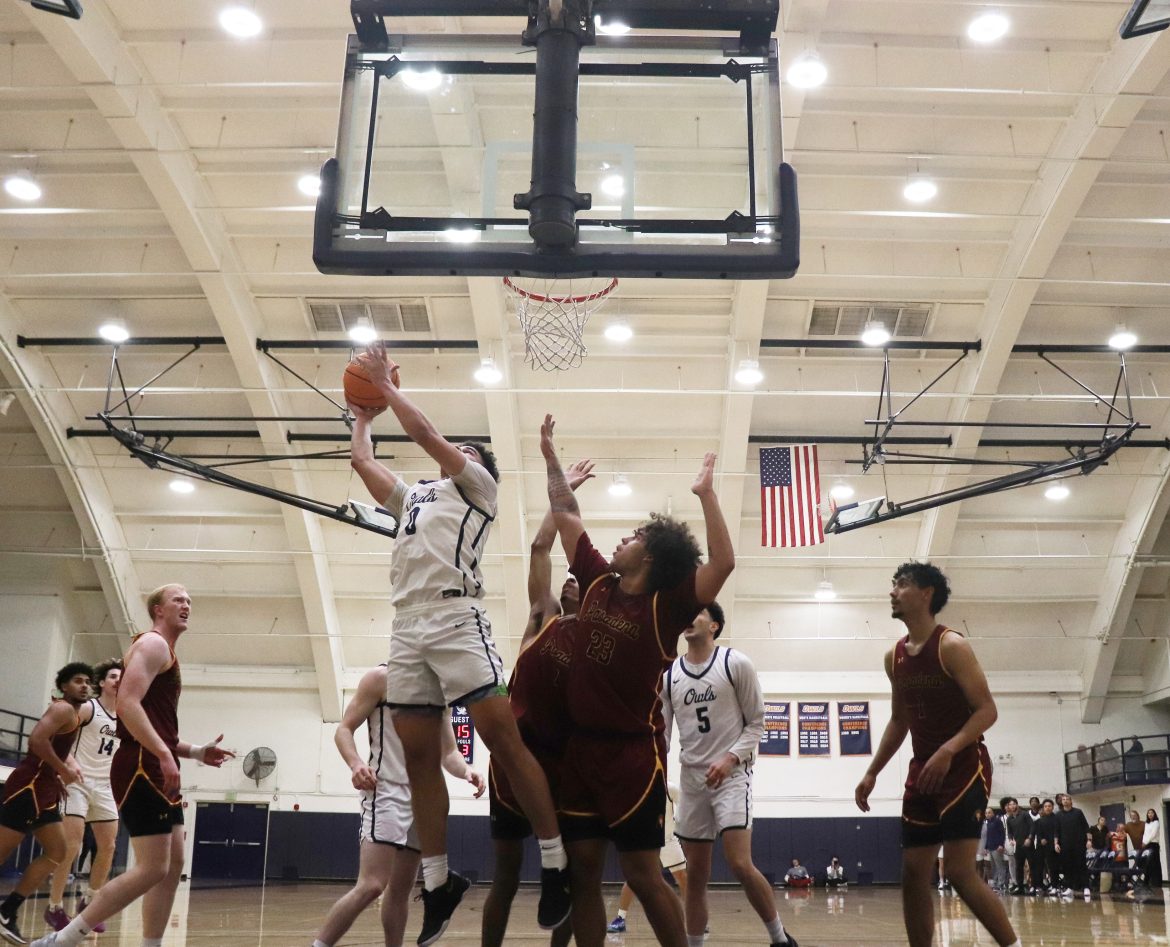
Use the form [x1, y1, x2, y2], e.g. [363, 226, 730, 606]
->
[759, 444, 825, 548]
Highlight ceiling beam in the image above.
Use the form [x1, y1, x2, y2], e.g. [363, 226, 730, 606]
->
[23, 3, 349, 719]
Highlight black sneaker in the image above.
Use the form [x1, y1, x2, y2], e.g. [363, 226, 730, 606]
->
[537, 866, 572, 930]
[0, 909, 27, 946]
[771, 935, 799, 947]
[417, 872, 470, 947]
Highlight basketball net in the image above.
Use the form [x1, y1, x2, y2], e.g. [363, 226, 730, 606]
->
[503, 276, 618, 372]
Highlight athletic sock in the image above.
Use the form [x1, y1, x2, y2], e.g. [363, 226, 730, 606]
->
[0, 892, 25, 915]
[422, 854, 449, 892]
[55, 915, 93, 947]
[765, 914, 786, 942]
[538, 835, 568, 871]
[142, 938, 163, 947]
[617, 908, 628, 920]
[688, 936, 706, 947]
[312, 941, 331, 947]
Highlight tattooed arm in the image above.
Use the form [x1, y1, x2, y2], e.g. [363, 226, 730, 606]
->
[539, 414, 586, 560]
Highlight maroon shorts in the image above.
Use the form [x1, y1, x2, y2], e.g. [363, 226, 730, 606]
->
[110, 744, 184, 837]
[489, 741, 563, 840]
[902, 744, 992, 847]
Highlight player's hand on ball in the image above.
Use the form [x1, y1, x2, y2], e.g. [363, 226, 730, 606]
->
[350, 762, 377, 792]
[691, 451, 716, 497]
[467, 770, 487, 798]
[854, 772, 876, 812]
[348, 401, 387, 421]
[566, 459, 595, 490]
[540, 414, 558, 462]
[358, 342, 401, 390]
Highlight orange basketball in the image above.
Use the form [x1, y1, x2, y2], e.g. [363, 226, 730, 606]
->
[343, 359, 390, 410]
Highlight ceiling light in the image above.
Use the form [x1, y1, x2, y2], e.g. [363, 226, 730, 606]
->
[967, 12, 1010, 43]
[604, 322, 633, 343]
[219, 6, 263, 38]
[903, 177, 938, 203]
[786, 53, 828, 90]
[298, 174, 321, 198]
[861, 321, 890, 346]
[814, 580, 837, 602]
[1109, 325, 1137, 350]
[600, 174, 625, 198]
[169, 479, 195, 495]
[444, 226, 479, 244]
[608, 473, 632, 497]
[348, 321, 378, 345]
[829, 482, 854, 501]
[400, 68, 444, 92]
[735, 359, 764, 386]
[98, 322, 130, 343]
[594, 15, 631, 35]
[4, 175, 42, 202]
[473, 357, 503, 385]
[1044, 483, 1070, 501]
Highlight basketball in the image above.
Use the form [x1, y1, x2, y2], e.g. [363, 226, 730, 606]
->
[343, 358, 390, 410]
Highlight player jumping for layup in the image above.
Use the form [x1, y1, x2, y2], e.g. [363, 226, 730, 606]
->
[540, 415, 734, 947]
[349, 344, 571, 946]
[854, 562, 1019, 947]
[32, 585, 234, 947]
[662, 604, 797, 947]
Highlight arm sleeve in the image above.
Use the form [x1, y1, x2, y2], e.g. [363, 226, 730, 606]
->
[660, 667, 674, 755]
[382, 477, 409, 518]
[570, 531, 611, 589]
[727, 651, 765, 766]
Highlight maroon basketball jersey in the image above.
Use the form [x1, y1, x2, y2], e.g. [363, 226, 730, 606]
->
[117, 632, 182, 757]
[566, 532, 703, 737]
[510, 615, 576, 752]
[893, 625, 980, 760]
[1, 701, 79, 808]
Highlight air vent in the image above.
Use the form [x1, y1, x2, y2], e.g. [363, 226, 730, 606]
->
[306, 299, 431, 334]
[808, 303, 930, 338]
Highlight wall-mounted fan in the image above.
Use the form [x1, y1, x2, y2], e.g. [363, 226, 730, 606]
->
[242, 746, 277, 786]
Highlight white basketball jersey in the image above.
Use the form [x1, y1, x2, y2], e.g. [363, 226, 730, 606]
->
[366, 696, 409, 789]
[663, 646, 764, 771]
[385, 462, 497, 609]
[72, 698, 119, 780]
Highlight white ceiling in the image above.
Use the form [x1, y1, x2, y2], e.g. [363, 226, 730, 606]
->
[2, 0, 1170, 722]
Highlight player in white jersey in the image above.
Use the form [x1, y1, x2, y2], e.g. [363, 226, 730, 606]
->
[312, 664, 484, 947]
[43, 659, 122, 934]
[349, 343, 571, 947]
[661, 604, 798, 947]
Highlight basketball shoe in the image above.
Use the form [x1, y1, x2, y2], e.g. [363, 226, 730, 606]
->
[417, 871, 470, 947]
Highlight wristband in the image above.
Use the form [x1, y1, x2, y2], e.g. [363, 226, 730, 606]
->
[189, 743, 205, 762]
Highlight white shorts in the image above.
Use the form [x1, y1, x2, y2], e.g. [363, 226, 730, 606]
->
[387, 601, 505, 707]
[62, 779, 118, 823]
[674, 765, 752, 842]
[660, 835, 686, 871]
[360, 783, 419, 851]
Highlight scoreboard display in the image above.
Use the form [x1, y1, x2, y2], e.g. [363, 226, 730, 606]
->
[451, 704, 473, 764]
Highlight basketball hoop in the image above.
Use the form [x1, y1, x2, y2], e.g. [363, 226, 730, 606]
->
[503, 276, 618, 372]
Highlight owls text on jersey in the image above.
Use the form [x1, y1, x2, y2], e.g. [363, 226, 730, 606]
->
[71, 698, 119, 780]
[663, 646, 764, 771]
[385, 461, 497, 609]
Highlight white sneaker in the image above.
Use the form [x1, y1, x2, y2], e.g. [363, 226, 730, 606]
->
[28, 935, 59, 947]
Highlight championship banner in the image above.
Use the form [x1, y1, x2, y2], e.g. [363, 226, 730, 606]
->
[797, 701, 831, 756]
[759, 701, 791, 756]
[451, 705, 474, 764]
[837, 701, 872, 756]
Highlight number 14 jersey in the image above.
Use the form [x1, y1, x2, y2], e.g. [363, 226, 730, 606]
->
[72, 697, 119, 781]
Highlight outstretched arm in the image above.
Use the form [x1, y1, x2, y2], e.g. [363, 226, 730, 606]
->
[349, 403, 406, 508]
[540, 414, 586, 560]
[358, 343, 474, 478]
[691, 452, 735, 604]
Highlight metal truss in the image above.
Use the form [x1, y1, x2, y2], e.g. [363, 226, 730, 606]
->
[89, 341, 400, 539]
[825, 347, 1146, 534]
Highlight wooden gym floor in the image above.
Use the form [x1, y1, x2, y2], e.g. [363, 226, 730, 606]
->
[4, 883, 1166, 945]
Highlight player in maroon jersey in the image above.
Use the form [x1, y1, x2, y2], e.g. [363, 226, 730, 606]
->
[540, 415, 734, 947]
[32, 586, 234, 947]
[854, 562, 1019, 947]
[0, 663, 91, 944]
[482, 459, 593, 947]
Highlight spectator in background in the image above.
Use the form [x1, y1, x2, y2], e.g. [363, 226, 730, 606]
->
[976, 811, 991, 883]
[784, 859, 811, 888]
[1111, 820, 1130, 864]
[985, 807, 1008, 891]
[936, 846, 948, 891]
[1025, 797, 1044, 893]
[1124, 737, 1146, 780]
[825, 856, 847, 889]
[1097, 740, 1122, 783]
[1003, 797, 1029, 894]
[1033, 799, 1059, 894]
[1141, 808, 1162, 887]
[1125, 810, 1145, 860]
[1088, 816, 1111, 869]
[1054, 794, 1090, 897]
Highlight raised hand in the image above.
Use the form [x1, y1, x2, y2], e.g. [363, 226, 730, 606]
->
[357, 342, 401, 390]
[566, 458, 595, 491]
[347, 401, 387, 422]
[540, 414, 558, 463]
[691, 451, 716, 497]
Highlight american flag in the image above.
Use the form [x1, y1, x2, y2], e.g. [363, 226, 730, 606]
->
[760, 445, 825, 547]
